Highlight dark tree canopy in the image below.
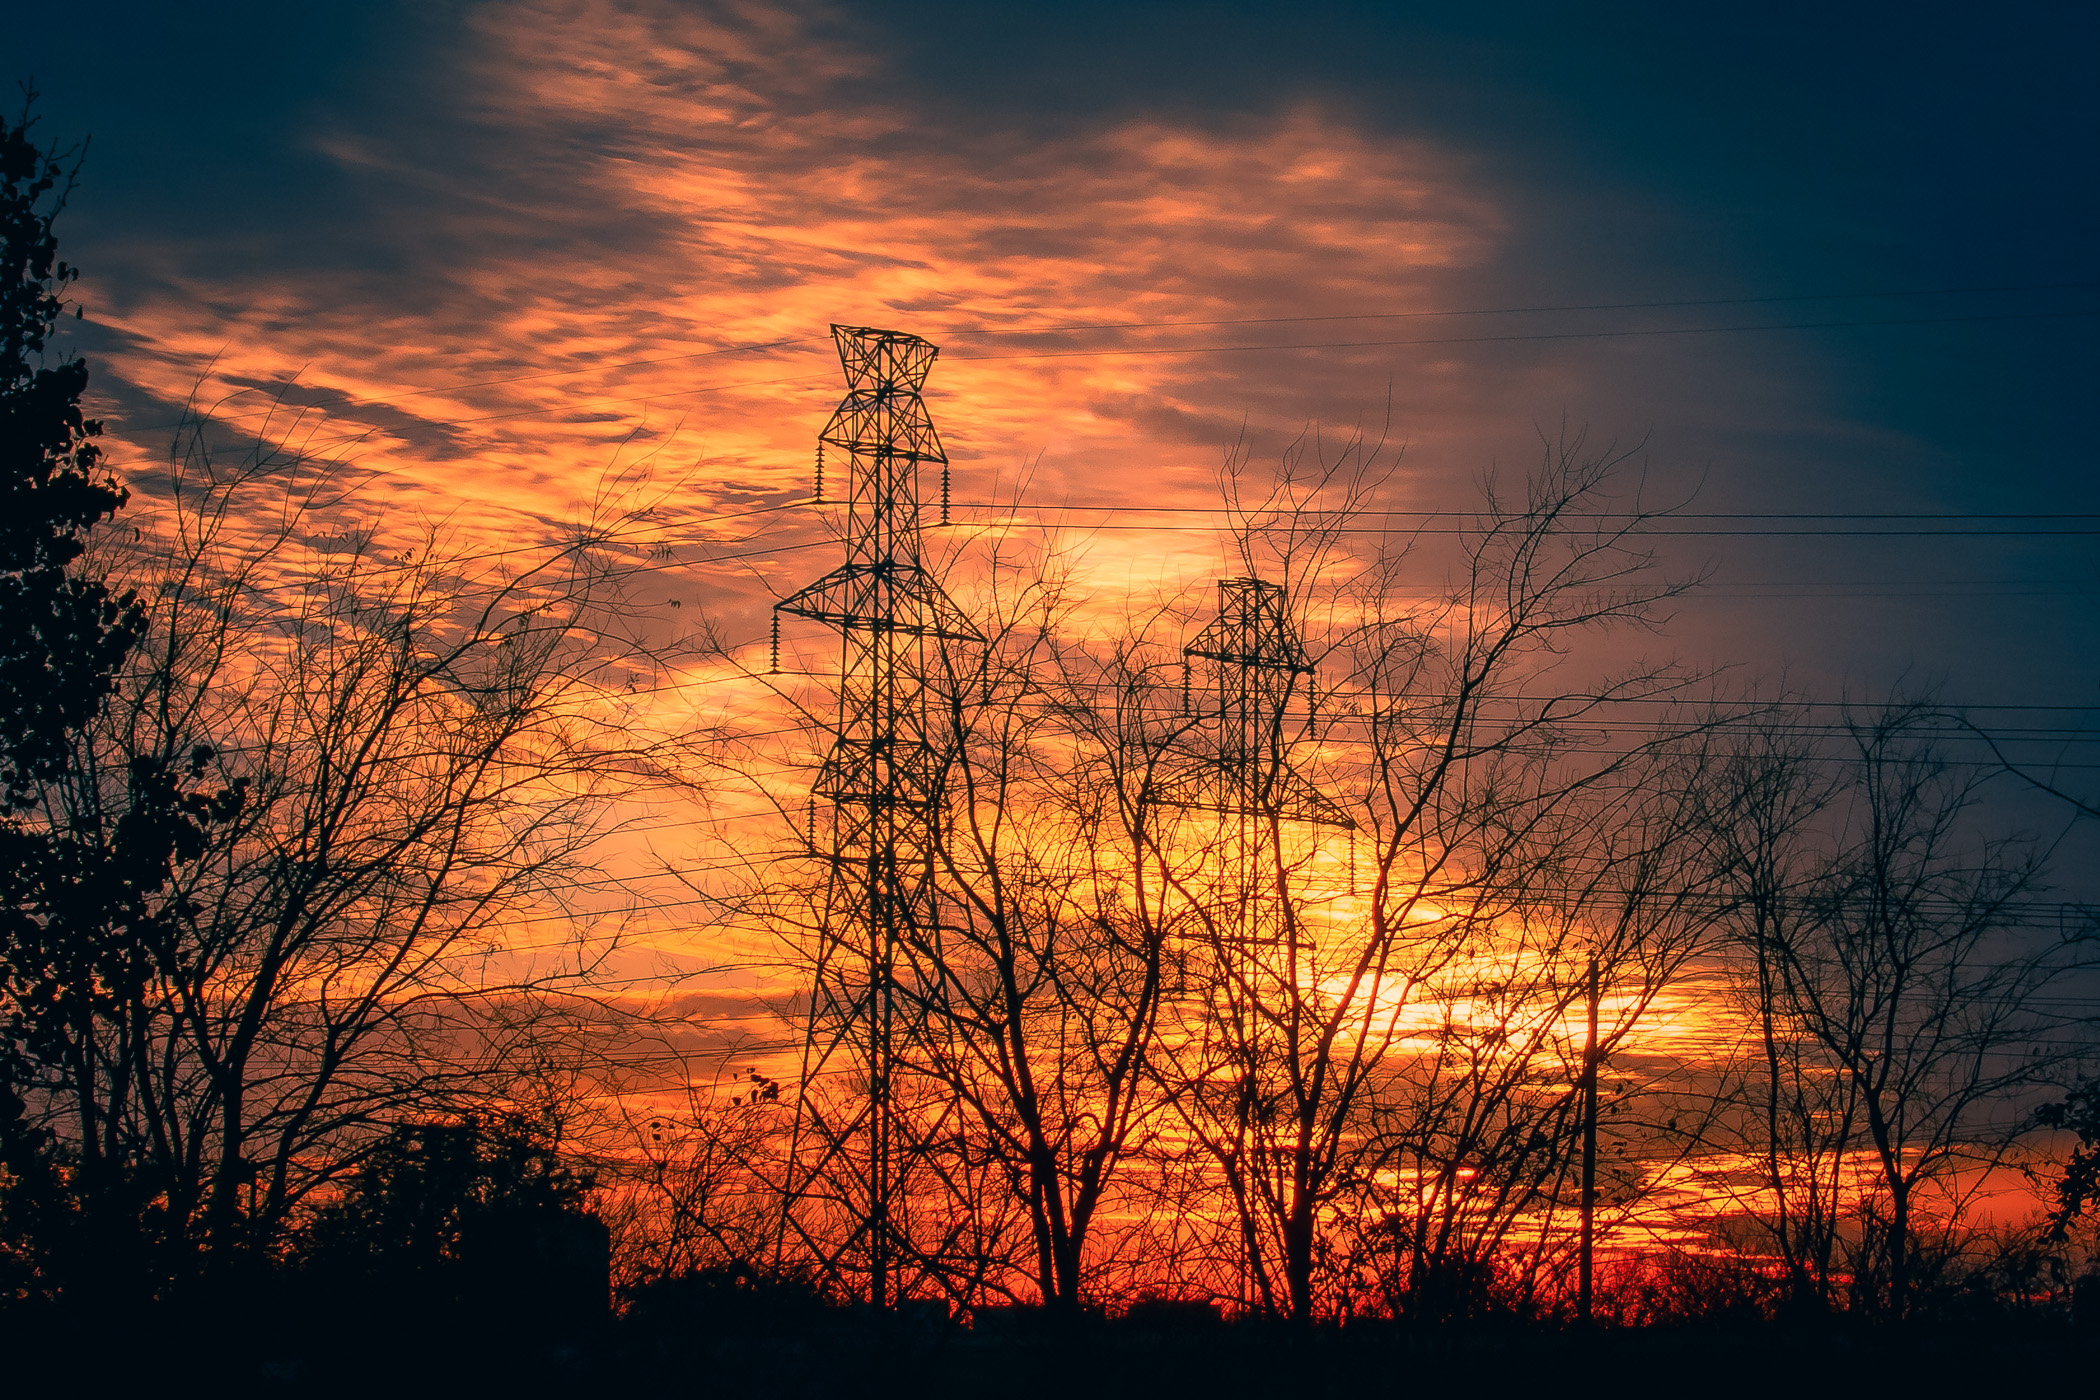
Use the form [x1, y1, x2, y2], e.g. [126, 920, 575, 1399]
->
[299, 1117, 609, 1328]
[0, 97, 189, 1307]
[302, 1117, 598, 1269]
[2039, 1081, 2100, 1239]
[0, 98, 137, 808]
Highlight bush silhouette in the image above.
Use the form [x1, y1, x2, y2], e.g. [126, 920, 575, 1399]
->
[295, 1117, 608, 1344]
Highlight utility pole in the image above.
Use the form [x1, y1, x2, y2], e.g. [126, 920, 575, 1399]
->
[1578, 954, 1600, 1326]
[775, 325, 977, 1308]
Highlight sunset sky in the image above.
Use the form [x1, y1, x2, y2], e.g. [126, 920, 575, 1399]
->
[19, 2, 2100, 908]
[21, 1, 2094, 696]
[12, 5, 2100, 1303]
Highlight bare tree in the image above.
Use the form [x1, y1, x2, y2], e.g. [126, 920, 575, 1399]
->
[1745, 705, 2085, 1315]
[1159, 428, 1715, 1323]
[599, 1065, 790, 1289]
[1689, 719, 1858, 1310]
[1331, 731, 1732, 1324]
[13, 406, 682, 1276]
[898, 541, 1217, 1311]
[710, 418, 2097, 1330]
[736, 519, 1200, 1312]
[1661, 701, 2097, 1319]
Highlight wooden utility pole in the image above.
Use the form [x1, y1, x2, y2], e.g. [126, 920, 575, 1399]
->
[1578, 955, 1600, 1325]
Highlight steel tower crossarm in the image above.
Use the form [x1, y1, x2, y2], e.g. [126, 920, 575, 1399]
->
[1162, 577, 1355, 832]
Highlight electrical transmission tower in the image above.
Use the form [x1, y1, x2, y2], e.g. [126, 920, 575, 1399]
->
[1166, 577, 1353, 914]
[775, 325, 977, 1308]
[1163, 576, 1353, 1312]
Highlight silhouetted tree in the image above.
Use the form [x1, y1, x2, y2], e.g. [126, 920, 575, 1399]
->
[298, 1113, 608, 1330]
[1691, 719, 1856, 1312]
[1693, 705, 2086, 1318]
[1159, 430, 1715, 1323]
[2039, 1079, 2100, 1238]
[742, 526, 1157, 1311]
[1344, 737, 1729, 1325]
[0, 96, 135, 803]
[0, 96, 221, 1309]
[2, 374, 692, 1305]
[600, 1068, 788, 1290]
[911, 543, 1192, 1312]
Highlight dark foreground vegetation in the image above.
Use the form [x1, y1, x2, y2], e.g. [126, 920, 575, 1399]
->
[8, 1267, 2100, 1398]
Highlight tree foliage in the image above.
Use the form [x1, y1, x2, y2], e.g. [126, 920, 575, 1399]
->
[0, 96, 200, 1308]
[0, 101, 684, 1306]
[2038, 1079, 2100, 1239]
[299, 1114, 602, 1298]
[0, 97, 137, 804]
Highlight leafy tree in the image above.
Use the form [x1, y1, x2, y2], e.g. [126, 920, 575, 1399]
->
[0, 100, 669, 1300]
[0, 94, 171, 1305]
[0, 97, 252, 1310]
[0, 96, 135, 805]
[2038, 1080, 2100, 1239]
[298, 1116, 608, 1327]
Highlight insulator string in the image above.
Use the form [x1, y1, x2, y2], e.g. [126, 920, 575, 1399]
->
[769, 611, 781, 674]
[925, 847, 940, 945]
[814, 440, 825, 504]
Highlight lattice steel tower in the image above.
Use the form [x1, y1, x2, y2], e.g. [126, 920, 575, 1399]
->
[1164, 576, 1352, 1313]
[775, 325, 976, 1308]
[1167, 577, 1353, 872]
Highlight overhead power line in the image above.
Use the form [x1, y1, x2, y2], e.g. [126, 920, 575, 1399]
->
[946, 516, 2100, 537]
[948, 504, 2100, 521]
[89, 472, 2100, 617]
[935, 280, 2100, 337]
[946, 308, 2100, 364]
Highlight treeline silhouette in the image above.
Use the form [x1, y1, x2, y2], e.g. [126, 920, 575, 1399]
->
[4, 100, 2100, 1394]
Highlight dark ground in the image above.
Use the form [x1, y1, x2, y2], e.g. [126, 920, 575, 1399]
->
[7, 1295, 2095, 1399]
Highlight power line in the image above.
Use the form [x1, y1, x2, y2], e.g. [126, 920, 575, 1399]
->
[945, 308, 2100, 364]
[928, 279, 2100, 339]
[946, 517, 2100, 536]
[948, 503, 2100, 521]
[599, 662, 2100, 738]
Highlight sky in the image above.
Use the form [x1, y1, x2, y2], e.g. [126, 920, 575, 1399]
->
[10, 0, 2100, 1187]
[15, 0, 2100, 810]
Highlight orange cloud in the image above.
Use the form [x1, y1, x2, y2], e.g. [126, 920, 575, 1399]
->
[74, 0, 1533, 1025]
[92, 0, 1507, 581]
